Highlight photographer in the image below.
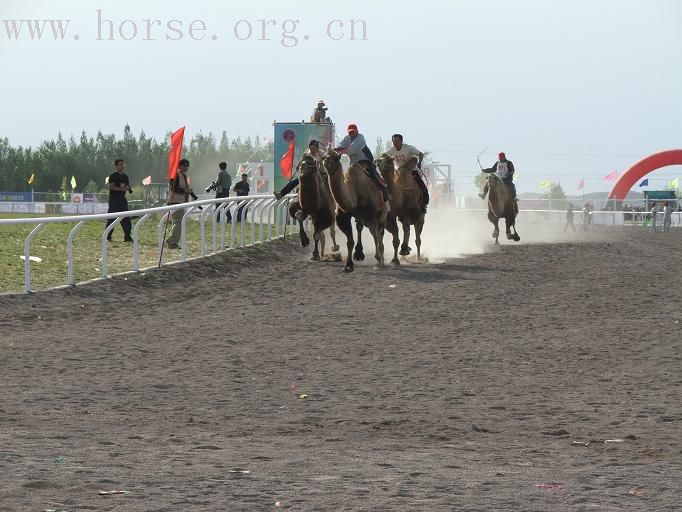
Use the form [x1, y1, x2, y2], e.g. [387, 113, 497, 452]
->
[208, 161, 232, 222]
[106, 158, 133, 242]
[165, 158, 193, 249]
[310, 99, 330, 123]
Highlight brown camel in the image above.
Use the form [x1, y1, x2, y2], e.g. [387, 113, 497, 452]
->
[486, 174, 520, 244]
[296, 153, 339, 260]
[322, 149, 387, 272]
[377, 154, 426, 263]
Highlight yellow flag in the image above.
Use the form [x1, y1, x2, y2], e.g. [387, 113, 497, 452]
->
[70, 176, 77, 189]
[104, 175, 109, 184]
[27, 172, 35, 185]
[667, 178, 679, 190]
[539, 180, 553, 188]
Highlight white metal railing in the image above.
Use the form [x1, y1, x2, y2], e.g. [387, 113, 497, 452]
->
[0, 194, 295, 293]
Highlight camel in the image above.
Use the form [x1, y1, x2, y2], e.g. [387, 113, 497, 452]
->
[293, 153, 339, 260]
[377, 154, 425, 263]
[486, 174, 520, 244]
[322, 149, 388, 272]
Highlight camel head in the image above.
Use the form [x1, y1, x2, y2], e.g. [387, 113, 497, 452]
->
[322, 148, 342, 175]
[299, 153, 319, 179]
[376, 153, 394, 173]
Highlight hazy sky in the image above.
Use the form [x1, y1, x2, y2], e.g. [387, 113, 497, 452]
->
[1, 0, 681, 194]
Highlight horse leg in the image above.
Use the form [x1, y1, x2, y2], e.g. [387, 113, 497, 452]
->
[400, 222, 412, 255]
[387, 214, 400, 265]
[353, 218, 365, 261]
[337, 211, 355, 272]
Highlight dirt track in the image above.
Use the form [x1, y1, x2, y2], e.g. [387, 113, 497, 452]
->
[1, 218, 680, 511]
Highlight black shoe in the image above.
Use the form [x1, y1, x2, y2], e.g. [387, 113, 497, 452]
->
[107, 238, 112, 242]
[124, 237, 133, 242]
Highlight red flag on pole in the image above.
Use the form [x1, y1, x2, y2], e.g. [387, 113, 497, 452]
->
[167, 127, 185, 180]
[577, 178, 584, 190]
[280, 142, 295, 179]
[142, 175, 152, 186]
[603, 170, 618, 182]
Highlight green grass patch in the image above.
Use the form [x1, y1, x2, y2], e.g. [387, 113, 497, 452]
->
[0, 213, 290, 294]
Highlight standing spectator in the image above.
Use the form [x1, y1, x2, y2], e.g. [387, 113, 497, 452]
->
[582, 203, 590, 232]
[106, 158, 133, 242]
[214, 161, 232, 222]
[564, 203, 576, 232]
[663, 201, 673, 232]
[165, 159, 193, 249]
[650, 202, 660, 232]
[233, 173, 251, 221]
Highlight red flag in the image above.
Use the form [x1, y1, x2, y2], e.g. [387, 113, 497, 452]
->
[604, 170, 618, 182]
[167, 127, 185, 180]
[280, 142, 295, 179]
[142, 175, 152, 186]
[577, 178, 584, 190]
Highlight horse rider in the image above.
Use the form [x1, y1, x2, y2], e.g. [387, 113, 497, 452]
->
[479, 152, 517, 201]
[334, 123, 390, 208]
[385, 133, 429, 213]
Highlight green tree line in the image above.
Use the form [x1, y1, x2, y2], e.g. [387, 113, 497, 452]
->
[0, 125, 274, 193]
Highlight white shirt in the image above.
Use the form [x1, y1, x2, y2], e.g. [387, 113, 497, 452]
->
[305, 147, 326, 163]
[495, 161, 509, 179]
[385, 144, 421, 171]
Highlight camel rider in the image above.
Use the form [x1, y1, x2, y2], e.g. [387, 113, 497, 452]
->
[334, 123, 390, 206]
[479, 152, 517, 201]
[274, 140, 327, 199]
[385, 134, 429, 213]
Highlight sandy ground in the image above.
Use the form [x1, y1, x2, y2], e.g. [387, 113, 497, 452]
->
[0, 210, 680, 511]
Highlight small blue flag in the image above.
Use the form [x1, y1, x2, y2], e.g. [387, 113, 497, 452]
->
[639, 179, 649, 187]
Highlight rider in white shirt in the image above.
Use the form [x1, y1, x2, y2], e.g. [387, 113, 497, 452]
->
[385, 134, 429, 213]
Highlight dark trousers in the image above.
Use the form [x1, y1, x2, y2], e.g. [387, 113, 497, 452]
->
[412, 171, 430, 205]
[216, 190, 231, 222]
[106, 203, 131, 240]
[360, 160, 389, 201]
[280, 178, 299, 197]
[236, 196, 248, 221]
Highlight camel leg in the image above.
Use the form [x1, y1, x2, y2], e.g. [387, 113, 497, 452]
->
[509, 218, 521, 242]
[311, 230, 321, 261]
[369, 222, 385, 268]
[488, 211, 500, 244]
[400, 222, 412, 255]
[329, 214, 340, 252]
[353, 219, 365, 261]
[415, 218, 424, 260]
[386, 214, 400, 265]
[319, 230, 326, 257]
[289, 200, 309, 247]
[337, 211, 355, 272]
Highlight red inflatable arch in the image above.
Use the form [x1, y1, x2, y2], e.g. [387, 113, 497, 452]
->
[608, 149, 682, 200]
